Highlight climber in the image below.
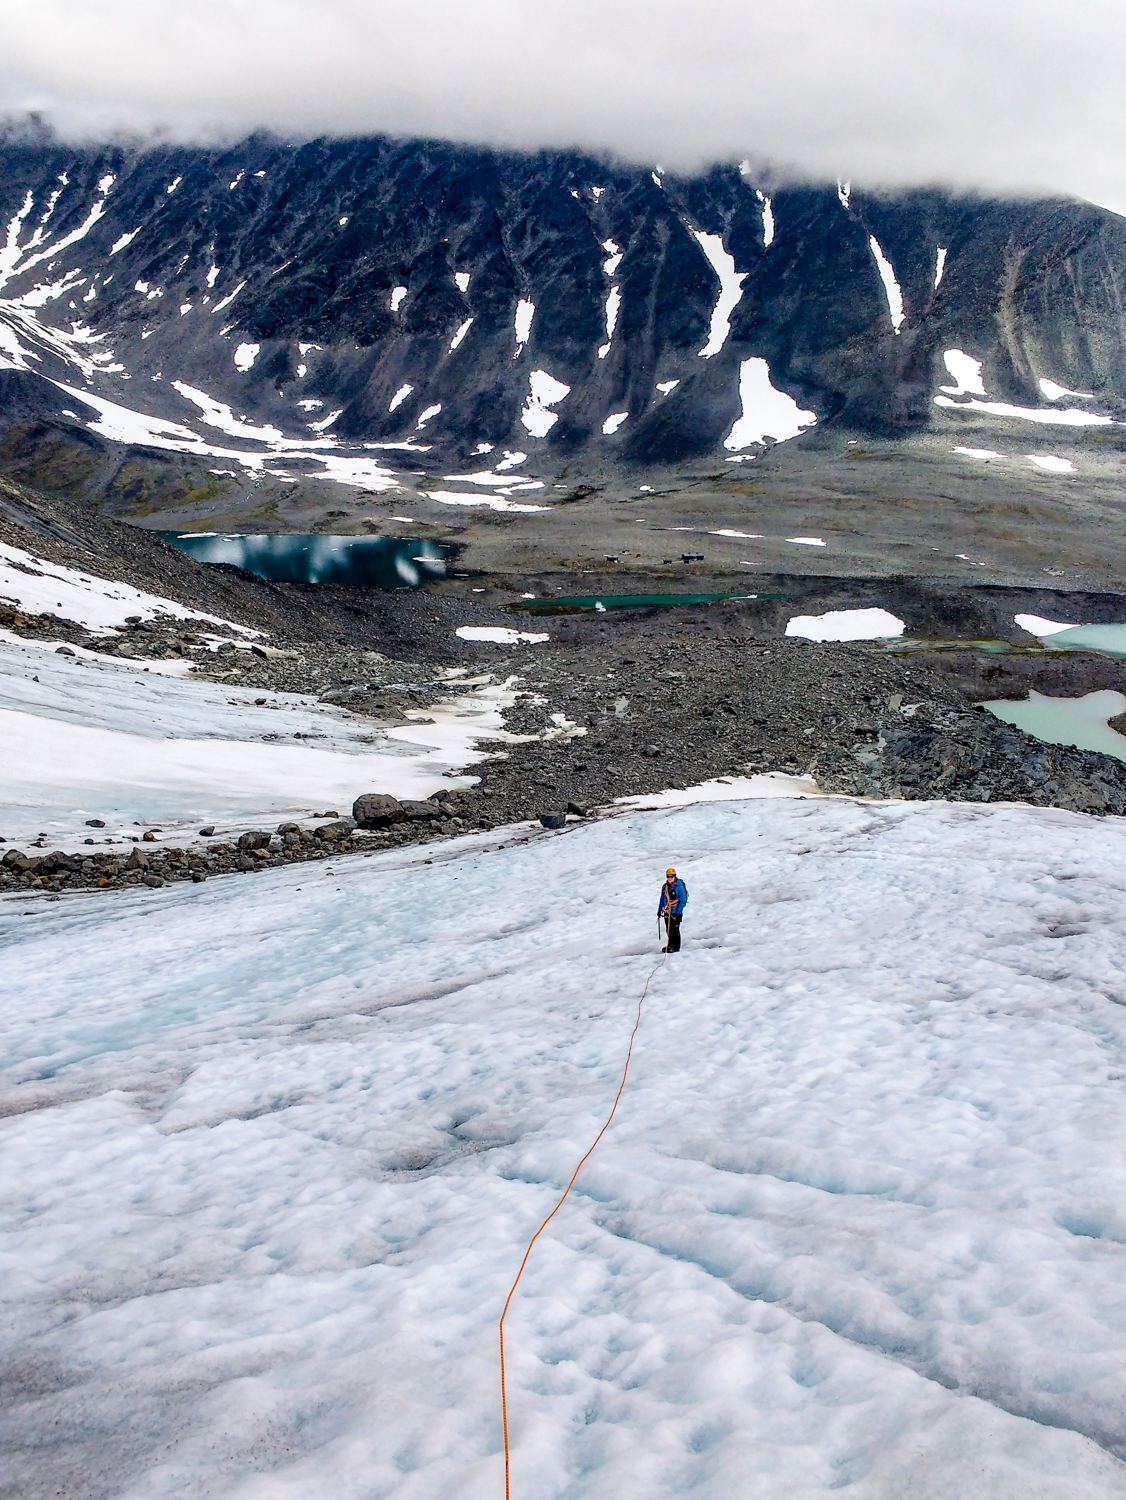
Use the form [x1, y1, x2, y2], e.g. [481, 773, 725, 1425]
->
[658, 866, 688, 951]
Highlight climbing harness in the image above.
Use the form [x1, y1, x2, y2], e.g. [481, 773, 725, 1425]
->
[498, 945, 668, 1499]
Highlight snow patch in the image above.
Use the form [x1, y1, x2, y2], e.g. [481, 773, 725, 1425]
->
[934, 246, 948, 288]
[935, 396, 1112, 427]
[656, 379, 679, 396]
[724, 357, 816, 449]
[0, 541, 257, 635]
[1040, 377, 1095, 401]
[448, 317, 473, 353]
[1027, 454, 1076, 473]
[939, 350, 987, 397]
[390, 286, 407, 312]
[786, 607, 905, 642]
[514, 298, 535, 355]
[416, 404, 441, 430]
[455, 626, 549, 644]
[211, 280, 246, 315]
[757, 189, 775, 247]
[388, 383, 413, 413]
[787, 536, 826, 546]
[233, 342, 259, 373]
[495, 450, 527, 471]
[427, 491, 548, 514]
[109, 227, 140, 255]
[869, 236, 905, 333]
[953, 446, 1004, 460]
[692, 230, 745, 358]
[837, 180, 851, 208]
[206, 265, 220, 288]
[521, 370, 570, 437]
[602, 411, 628, 435]
[454, 271, 470, 293]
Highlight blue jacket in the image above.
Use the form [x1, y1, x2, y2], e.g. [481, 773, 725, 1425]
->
[658, 877, 688, 917]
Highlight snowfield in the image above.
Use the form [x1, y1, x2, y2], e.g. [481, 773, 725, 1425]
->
[5, 794, 1126, 1497]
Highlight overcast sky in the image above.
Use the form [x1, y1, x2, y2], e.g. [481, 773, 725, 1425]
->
[1, 0, 1123, 214]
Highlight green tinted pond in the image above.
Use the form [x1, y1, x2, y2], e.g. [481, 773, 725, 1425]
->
[511, 592, 786, 614]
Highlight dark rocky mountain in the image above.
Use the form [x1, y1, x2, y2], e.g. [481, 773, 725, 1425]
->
[1, 127, 1125, 513]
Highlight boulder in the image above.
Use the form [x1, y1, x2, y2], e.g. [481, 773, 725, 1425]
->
[314, 819, 356, 841]
[38, 851, 74, 874]
[237, 830, 272, 851]
[85, 818, 106, 828]
[198, 825, 215, 837]
[400, 800, 442, 821]
[126, 847, 149, 870]
[566, 801, 588, 818]
[539, 811, 567, 830]
[353, 793, 406, 828]
[2, 849, 32, 873]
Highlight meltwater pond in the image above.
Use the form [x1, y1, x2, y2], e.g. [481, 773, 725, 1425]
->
[161, 533, 450, 588]
[985, 689, 1126, 763]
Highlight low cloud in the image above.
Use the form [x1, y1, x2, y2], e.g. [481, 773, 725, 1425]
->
[2, 0, 1124, 213]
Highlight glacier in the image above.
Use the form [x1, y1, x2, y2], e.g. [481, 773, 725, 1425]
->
[5, 793, 1126, 1496]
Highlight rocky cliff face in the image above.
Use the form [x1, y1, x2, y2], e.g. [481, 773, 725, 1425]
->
[1, 128, 1125, 488]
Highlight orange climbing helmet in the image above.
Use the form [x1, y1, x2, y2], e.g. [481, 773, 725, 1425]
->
[666, 867, 676, 878]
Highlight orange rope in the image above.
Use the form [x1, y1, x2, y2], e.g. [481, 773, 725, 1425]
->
[499, 943, 668, 1500]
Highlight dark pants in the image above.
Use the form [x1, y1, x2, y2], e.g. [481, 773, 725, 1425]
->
[664, 913, 682, 952]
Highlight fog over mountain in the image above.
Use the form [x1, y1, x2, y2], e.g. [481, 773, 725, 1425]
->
[3, 0, 1126, 216]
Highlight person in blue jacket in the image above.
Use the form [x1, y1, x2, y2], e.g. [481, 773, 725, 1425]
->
[658, 867, 688, 951]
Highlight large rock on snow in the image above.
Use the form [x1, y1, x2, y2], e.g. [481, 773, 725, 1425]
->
[314, 819, 356, 842]
[353, 793, 406, 828]
[399, 800, 442, 821]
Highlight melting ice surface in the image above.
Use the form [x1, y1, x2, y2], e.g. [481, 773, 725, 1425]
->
[724, 358, 816, 449]
[8, 797, 1126, 1496]
[985, 689, 1126, 762]
[785, 607, 905, 643]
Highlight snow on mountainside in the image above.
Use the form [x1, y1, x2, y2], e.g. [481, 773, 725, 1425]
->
[6, 793, 1126, 1497]
[1, 130, 1125, 496]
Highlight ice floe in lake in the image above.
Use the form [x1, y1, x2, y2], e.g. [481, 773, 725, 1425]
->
[1028, 454, 1076, 472]
[786, 607, 904, 642]
[456, 625, 549, 644]
[521, 369, 570, 437]
[868, 236, 905, 333]
[10, 796, 1126, 1495]
[691, 229, 745, 358]
[724, 357, 816, 450]
[233, 341, 259, 372]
